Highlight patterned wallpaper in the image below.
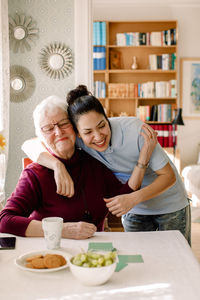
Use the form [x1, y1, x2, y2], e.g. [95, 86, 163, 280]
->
[6, 0, 74, 198]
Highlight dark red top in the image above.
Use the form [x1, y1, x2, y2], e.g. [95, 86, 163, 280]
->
[0, 149, 132, 236]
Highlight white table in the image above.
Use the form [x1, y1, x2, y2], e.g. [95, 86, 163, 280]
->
[0, 231, 200, 300]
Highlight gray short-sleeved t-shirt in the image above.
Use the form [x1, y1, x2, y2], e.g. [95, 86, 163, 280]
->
[76, 117, 188, 215]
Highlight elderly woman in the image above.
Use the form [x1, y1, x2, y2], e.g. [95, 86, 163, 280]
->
[0, 96, 155, 239]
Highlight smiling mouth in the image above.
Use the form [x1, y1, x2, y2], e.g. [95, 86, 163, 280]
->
[56, 137, 68, 143]
[94, 138, 106, 147]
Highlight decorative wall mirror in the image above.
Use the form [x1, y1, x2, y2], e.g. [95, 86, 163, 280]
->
[10, 65, 36, 102]
[9, 13, 39, 53]
[39, 42, 73, 80]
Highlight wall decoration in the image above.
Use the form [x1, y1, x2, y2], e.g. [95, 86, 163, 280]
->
[180, 57, 200, 119]
[10, 65, 36, 102]
[39, 42, 73, 80]
[9, 13, 39, 53]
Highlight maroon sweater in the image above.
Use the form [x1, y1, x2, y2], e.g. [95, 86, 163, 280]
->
[0, 149, 132, 236]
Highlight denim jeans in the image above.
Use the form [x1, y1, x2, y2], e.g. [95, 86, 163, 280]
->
[122, 204, 191, 245]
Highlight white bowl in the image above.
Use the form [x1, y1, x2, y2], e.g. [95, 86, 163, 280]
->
[69, 255, 117, 286]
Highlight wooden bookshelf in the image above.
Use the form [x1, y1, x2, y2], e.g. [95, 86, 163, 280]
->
[93, 20, 178, 121]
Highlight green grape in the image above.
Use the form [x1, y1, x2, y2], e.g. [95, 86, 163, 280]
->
[71, 251, 116, 268]
[98, 257, 104, 265]
[105, 259, 113, 266]
[82, 262, 90, 268]
[80, 254, 87, 262]
[72, 258, 82, 266]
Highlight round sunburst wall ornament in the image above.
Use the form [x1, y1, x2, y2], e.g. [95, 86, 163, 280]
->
[39, 42, 73, 80]
[10, 65, 36, 102]
[9, 13, 39, 53]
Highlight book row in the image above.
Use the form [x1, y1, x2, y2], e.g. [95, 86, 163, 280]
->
[116, 29, 176, 46]
[137, 104, 174, 123]
[149, 53, 176, 70]
[108, 80, 177, 98]
[93, 47, 106, 70]
[93, 22, 106, 46]
[149, 124, 177, 148]
[93, 81, 106, 98]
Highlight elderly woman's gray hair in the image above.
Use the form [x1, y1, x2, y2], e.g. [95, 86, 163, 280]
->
[33, 95, 68, 138]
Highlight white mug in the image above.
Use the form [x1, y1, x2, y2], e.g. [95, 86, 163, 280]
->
[42, 217, 63, 250]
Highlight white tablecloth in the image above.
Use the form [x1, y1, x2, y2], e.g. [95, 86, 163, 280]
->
[0, 230, 200, 300]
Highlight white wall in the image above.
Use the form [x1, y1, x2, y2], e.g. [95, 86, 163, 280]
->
[93, 0, 200, 170]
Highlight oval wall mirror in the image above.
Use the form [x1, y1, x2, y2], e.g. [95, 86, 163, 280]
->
[39, 42, 73, 80]
[10, 77, 25, 92]
[13, 26, 27, 40]
[48, 54, 65, 70]
[10, 65, 36, 102]
[9, 13, 39, 53]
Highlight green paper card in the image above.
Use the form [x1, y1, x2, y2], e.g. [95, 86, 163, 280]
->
[88, 242, 114, 252]
[115, 255, 144, 272]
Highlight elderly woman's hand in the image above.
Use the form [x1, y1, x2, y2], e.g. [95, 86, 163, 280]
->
[62, 222, 97, 239]
[54, 160, 74, 197]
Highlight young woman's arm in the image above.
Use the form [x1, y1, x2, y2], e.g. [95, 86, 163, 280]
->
[104, 162, 176, 216]
[22, 123, 156, 197]
[128, 123, 157, 190]
[21, 138, 74, 197]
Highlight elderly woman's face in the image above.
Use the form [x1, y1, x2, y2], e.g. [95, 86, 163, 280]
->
[40, 108, 76, 159]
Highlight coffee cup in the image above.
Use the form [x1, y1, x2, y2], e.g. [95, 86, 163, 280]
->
[42, 217, 63, 250]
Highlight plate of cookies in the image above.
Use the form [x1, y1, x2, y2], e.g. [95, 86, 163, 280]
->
[15, 250, 69, 272]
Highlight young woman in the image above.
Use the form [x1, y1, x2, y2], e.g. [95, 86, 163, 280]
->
[22, 86, 191, 244]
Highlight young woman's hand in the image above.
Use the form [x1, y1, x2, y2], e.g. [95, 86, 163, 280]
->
[104, 194, 138, 217]
[54, 161, 74, 197]
[139, 124, 158, 165]
[62, 222, 97, 239]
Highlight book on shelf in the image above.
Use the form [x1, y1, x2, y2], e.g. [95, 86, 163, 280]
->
[149, 124, 177, 148]
[149, 54, 176, 70]
[93, 46, 106, 70]
[93, 21, 106, 46]
[107, 80, 176, 99]
[114, 28, 176, 46]
[150, 105, 158, 121]
[137, 106, 151, 122]
[138, 104, 172, 123]
[94, 81, 106, 98]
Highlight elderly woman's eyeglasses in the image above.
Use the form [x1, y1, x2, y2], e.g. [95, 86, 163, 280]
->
[41, 119, 71, 133]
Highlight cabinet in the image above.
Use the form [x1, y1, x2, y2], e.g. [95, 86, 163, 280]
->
[93, 20, 178, 122]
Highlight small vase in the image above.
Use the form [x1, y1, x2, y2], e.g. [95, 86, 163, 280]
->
[131, 56, 138, 70]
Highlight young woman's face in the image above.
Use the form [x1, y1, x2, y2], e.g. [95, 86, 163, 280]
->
[76, 111, 111, 152]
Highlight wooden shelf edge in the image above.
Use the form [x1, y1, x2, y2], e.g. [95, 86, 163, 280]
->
[107, 45, 176, 48]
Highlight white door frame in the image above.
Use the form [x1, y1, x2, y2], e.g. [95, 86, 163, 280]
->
[74, 0, 93, 91]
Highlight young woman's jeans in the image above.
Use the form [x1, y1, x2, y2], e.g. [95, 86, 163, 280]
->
[122, 204, 191, 245]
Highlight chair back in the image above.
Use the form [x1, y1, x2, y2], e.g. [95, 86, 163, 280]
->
[22, 158, 33, 169]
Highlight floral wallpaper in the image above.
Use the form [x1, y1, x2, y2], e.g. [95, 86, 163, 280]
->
[6, 0, 74, 199]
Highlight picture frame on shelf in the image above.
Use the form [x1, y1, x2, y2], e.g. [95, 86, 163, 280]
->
[180, 57, 200, 119]
[109, 49, 121, 69]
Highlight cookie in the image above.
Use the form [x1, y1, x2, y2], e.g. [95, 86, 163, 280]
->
[25, 262, 35, 268]
[31, 257, 46, 269]
[25, 253, 67, 269]
[55, 254, 67, 266]
[26, 254, 43, 262]
[43, 254, 62, 269]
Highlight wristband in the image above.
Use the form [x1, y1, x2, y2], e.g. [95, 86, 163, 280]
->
[136, 161, 149, 169]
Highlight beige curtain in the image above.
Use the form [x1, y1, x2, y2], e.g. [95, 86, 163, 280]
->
[0, 0, 10, 208]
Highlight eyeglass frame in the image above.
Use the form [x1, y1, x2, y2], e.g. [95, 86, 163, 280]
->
[40, 118, 72, 134]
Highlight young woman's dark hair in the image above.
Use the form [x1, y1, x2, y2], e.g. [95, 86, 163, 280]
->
[66, 85, 110, 133]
